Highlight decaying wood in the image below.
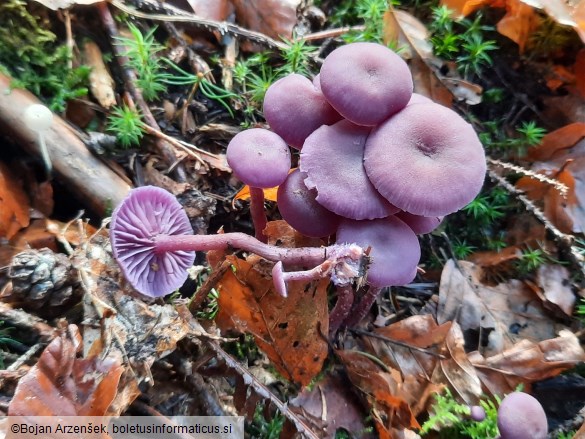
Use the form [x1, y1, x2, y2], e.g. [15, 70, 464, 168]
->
[0, 73, 131, 216]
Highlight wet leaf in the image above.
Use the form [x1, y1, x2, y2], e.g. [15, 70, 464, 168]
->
[527, 123, 585, 161]
[215, 254, 329, 386]
[231, 0, 300, 41]
[8, 326, 123, 416]
[0, 163, 30, 240]
[30, 0, 103, 10]
[530, 264, 577, 317]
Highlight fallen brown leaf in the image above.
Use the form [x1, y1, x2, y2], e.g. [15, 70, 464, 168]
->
[496, 0, 540, 53]
[469, 330, 585, 395]
[0, 162, 30, 240]
[438, 260, 569, 356]
[84, 40, 116, 109]
[215, 254, 329, 386]
[8, 325, 123, 417]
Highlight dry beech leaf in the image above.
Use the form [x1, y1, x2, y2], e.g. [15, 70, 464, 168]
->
[231, 0, 300, 41]
[384, 9, 482, 105]
[367, 315, 451, 414]
[290, 374, 369, 438]
[496, 0, 540, 52]
[0, 163, 30, 240]
[215, 254, 329, 386]
[84, 41, 116, 109]
[531, 263, 576, 316]
[469, 330, 585, 396]
[8, 326, 123, 417]
[528, 123, 585, 161]
[437, 260, 569, 356]
[576, 49, 585, 99]
[185, 0, 233, 20]
[336, 350, 420, 431]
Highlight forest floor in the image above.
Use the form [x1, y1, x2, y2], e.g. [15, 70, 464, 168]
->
[1, 0, 585, 438]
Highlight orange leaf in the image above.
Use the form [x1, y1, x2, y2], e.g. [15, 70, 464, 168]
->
[527, 123, 585, 161]
[234, 184, 278, 202]
[440, 0, 494, 16]
[0, 162, 30, 239]
[8, 326, 123, 417]
[496, 0, 540, 52]
[543, 167, 577, 233]
[215, 255, 329, 386]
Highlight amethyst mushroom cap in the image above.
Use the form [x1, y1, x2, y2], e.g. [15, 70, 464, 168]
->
[300, 119, 398, 220]
[336, 217, 420, 287]
[277, 169, 341, 237]
[497, 392, 547, 439]
[110, 186, 195, 298]
[319, 42, 413, 126]
[364, 102, 486, 217]
[396, 211, 443, 235]
[263, 73, 342, 149]
[226, 128, 291, 188]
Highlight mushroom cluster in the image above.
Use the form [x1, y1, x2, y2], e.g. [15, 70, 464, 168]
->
[235, 42, 486, 294]
[110, 42, 486, 328]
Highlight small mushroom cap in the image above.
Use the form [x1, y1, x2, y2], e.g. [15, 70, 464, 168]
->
[23, 104, 53, 132]
[364, 102, 486, 217]
[319, 42, 413, 126]
[407, 93, 433, 106]
[277, 169, 341, 237]
[226, 128, 291, 188]
[263, 73, 342, 149]
[336, 217, 420, 287]
[497, 392, 547, 439]
[110, 186, 195, 298]
[396, 211, 443, 235]
[470, 405, 486, 422]
[300, 119, 399, 220]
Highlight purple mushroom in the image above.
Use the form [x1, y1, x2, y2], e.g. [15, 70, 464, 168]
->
[110, 186, 196, 298]
[300, 119, 398, 220]
[336, 216, 420, 288]
[470, 405, 486, 422]
[226, 128, 291, 242]
[110, 186, 366, 298]
[396, 211, 443, 235]
[497, 392, 547, 439]
[319, 42, 413, 126]
[277, 169, 341, 238]
[364, 102, 486, 217]
[263, 73, 342, 149]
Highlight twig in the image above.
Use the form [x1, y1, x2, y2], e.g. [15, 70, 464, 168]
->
[5, 343, 44, 372]
[487, 169, 585, 277]
[487, 157, 568, 197]
[0, 302, 56, 342]
[188, 260, 232, 314]
[350, 328, 447, 359]
[110, 0, 288, 51]
[97, 2, 187, 181]
[206, 340, 320, 439]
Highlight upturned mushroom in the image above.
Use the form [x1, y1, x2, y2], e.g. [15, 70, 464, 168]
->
[226, 128, 291, 242]
[110, 186, 366, 298]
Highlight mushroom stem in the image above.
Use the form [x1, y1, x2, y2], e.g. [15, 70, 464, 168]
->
[342, 286, 383, 327]
[154, 232, 360, 267]
[38, 132, 52, 178]
[249, 186, 268, 243]
[272, 260, 335, 297]
[328, 284, 355, 335]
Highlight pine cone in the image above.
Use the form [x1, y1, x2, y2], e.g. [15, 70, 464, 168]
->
[2, 248, 81, 315]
